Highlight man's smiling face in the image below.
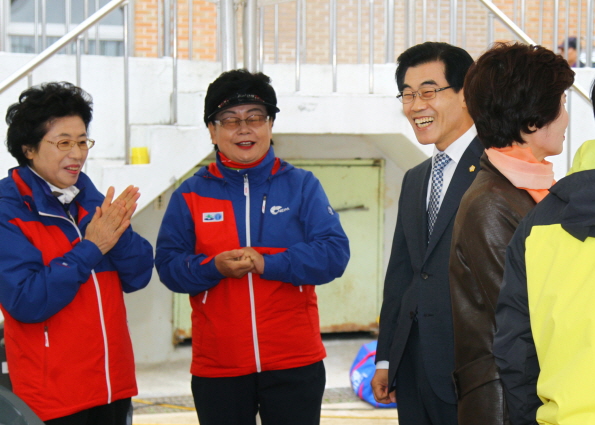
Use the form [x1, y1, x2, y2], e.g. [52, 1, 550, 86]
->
[402, 61, 473, 151]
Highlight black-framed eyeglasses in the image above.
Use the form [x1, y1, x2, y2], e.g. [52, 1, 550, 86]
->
[214, 115, 270, 130]
[396, 86, 453, 104]
[44, 139, 95, 151]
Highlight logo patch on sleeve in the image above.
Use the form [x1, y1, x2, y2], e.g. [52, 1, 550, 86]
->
[203, 212, 224, 222]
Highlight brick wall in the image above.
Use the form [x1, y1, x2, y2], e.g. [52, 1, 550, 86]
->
[135, 0, 159, 56]
[132, 0, 595, 63]
[134, 0, 218, 59]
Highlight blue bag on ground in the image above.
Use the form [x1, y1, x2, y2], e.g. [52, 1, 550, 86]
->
[349, 340, 397, 408]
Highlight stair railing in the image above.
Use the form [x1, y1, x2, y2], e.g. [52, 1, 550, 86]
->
[0, 0, 133, 163]
[479, 0, 590, 102]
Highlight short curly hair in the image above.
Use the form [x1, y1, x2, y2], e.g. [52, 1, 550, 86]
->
[5, 81, 93, 166]
[464, 42, 574, 149]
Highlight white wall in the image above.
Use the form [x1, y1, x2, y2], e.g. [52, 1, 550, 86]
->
[126, 186, 177, 363]
[2, 54, 593, 178]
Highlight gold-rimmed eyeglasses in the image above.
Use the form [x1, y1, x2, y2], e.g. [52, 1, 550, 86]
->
[397, 86, 453, 104]
[214, 115, 270, 130]
[44, 139, 95, 151]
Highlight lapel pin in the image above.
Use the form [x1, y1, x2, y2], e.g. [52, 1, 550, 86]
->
[469, 165, 476, 172]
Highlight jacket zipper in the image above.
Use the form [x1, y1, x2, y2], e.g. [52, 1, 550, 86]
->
[44, 325, 49, 347]
[244, 174, 262, 373]
[258, 194, 267, 243]
[39, 209, 112, 404]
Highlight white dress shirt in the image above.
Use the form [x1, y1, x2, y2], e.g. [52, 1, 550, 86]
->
[426, 125, 478, 210]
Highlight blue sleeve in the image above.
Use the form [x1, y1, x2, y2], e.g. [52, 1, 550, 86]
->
[494, 225, 541, 425]
[261, 174, 350, 286]
[104, 225, 154, 293]
[0, 217, 103, 323]
[155, 187, 225, 295]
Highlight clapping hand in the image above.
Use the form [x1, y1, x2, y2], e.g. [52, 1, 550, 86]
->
[85, 186, 140, 255]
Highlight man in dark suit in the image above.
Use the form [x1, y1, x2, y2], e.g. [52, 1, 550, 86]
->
[371, 42, 483, 425]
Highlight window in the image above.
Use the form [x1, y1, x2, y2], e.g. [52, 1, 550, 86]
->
[8, 0, 124, 56]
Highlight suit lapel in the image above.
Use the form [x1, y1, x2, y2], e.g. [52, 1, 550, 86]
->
[424, 136, 483, 260]
[413, 161, 432, 261]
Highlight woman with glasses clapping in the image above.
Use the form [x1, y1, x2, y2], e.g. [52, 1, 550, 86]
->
[0, 82, 153, 424]
[156, 69, 350, 425]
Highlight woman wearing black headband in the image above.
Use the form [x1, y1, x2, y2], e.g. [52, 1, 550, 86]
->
[156, 69, 350, 425]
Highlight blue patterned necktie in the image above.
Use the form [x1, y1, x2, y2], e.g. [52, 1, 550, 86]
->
[427, 152, 451, 240]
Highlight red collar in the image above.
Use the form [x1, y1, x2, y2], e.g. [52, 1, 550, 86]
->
[218, 152, 267, 169]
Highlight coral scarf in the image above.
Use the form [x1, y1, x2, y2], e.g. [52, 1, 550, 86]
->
[485, 145, 555, 203]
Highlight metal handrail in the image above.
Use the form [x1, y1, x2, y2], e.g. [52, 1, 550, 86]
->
[0, 0, 131, 163]
[0, 0, 5, 51]
[123, 2, 131, 164]
[330, 0, 337, 92]
[0, 0, 127, 94]
[588, 0, 594, 67]
[220, 0, 236, 70]
[172, 0, 178, 124]
[243, 0, 258, 71]
[478, 0, 591, 103]
[295, 0, 301, 91]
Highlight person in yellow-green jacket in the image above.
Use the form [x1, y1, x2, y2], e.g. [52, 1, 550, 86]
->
[567, 138, 595, 175]
[567, 83, 595, 176]
[494, 81, 595, 425]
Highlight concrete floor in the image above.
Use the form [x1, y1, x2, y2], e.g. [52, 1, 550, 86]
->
[132, 335, 399, 424]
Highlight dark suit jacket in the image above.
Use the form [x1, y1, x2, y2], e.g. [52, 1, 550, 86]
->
[376, 136, 483, 404]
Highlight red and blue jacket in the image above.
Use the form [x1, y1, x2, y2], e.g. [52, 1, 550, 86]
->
[156, 147, 349, 377]
[0, 166, 153, 421]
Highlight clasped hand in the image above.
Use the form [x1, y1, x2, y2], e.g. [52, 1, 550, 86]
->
[85, 186, 140, 255]
[214, 247, 265, 279]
